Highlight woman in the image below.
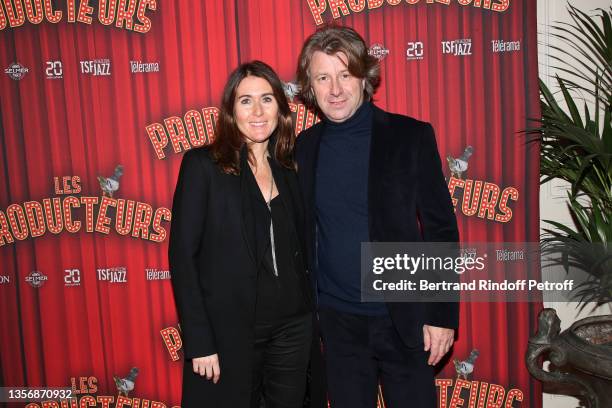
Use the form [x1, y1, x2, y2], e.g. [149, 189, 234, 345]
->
[169, 61, 319, 408]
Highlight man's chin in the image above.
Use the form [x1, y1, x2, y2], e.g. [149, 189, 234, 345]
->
[326, 110, 351, 123]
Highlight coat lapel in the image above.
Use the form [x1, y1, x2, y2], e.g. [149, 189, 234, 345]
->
[301, 125, 324, 215]
[367, 106, 390, 240]
[240, 148, 257, 266]
[270, 160, 302, 247]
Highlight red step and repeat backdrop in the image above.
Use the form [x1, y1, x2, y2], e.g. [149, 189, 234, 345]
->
[0, 0, 540, 407]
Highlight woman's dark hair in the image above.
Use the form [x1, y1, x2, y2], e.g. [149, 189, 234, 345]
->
[297, 25, 381, 109]
[211, 60, 295, 175]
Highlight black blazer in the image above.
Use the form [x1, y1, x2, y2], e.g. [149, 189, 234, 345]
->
[295, 105, 460, 346]
[169, 146, 323, 407]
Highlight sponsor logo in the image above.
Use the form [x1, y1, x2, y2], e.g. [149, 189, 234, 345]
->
[80, 59, 111, 76]
[97, 266, 127, 283]
[441, 39, 472, 56]
[45, 61, 63, 79]
[25, 271, 48, 288]
[64, 268, 81, 287]
[368, 44, 389, 61]
[130, 60, 160, 73]
[406, 41, 424, 61]
[0, 275, 9, 284]
[5, 62, 29, 80]
[491, 39, 521, 53]
[146, 268, 170, 280]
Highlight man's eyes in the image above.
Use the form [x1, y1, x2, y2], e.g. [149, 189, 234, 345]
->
[316, 73, 352, 81]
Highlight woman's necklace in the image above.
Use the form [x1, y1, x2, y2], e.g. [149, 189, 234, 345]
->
[265, 167, 279, 277]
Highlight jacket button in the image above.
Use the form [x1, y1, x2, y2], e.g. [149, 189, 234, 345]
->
[295, 251, 299, 257]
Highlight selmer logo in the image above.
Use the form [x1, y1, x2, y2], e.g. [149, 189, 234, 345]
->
[368, 44, 389, 61]
[25, 271, 48, 288]
[5, 62, 28, 80]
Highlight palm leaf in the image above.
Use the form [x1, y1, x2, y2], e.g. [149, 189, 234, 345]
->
[535, 4, 612, 307]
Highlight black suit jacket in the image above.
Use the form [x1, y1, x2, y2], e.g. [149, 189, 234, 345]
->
[169, 146, 323, 407]
[295, 104, 460, 346]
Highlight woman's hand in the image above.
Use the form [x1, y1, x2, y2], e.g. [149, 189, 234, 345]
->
[192, 354, 220, 383]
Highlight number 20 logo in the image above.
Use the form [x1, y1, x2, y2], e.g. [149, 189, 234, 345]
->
[45, 61, 62, 77]
[406, 42, 424, 59]
[64, 269, 81, 285]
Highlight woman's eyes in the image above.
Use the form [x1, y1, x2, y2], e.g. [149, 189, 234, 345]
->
[238, 96, 274, 106]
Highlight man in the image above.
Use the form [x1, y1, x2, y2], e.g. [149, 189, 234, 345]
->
[295, 26, 459, 408]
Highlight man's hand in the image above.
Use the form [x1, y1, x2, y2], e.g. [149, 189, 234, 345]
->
[192, 354, 220, 383]
[423, 325, 454, 366]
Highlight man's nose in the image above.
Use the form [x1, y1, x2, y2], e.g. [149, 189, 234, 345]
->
[330, 78, 342, 96]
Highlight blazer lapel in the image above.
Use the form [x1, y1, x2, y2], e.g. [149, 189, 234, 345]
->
[270, 161, 301, 244]
[301, 125, 324, 213]
[240, 148, 257, 266]
[367, 106, 390, 240]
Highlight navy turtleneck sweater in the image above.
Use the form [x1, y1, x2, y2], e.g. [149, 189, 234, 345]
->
[315, 102, 387, 316]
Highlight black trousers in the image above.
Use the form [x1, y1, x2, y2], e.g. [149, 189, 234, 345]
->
[318, 307, 436, 408]
[251, 313, 313, 408]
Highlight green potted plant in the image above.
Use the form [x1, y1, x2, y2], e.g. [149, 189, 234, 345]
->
[525, 4, 612, 408]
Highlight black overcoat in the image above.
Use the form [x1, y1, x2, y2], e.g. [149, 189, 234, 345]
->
[169, 146, 325, 408]
[295, 105, 460, 346]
